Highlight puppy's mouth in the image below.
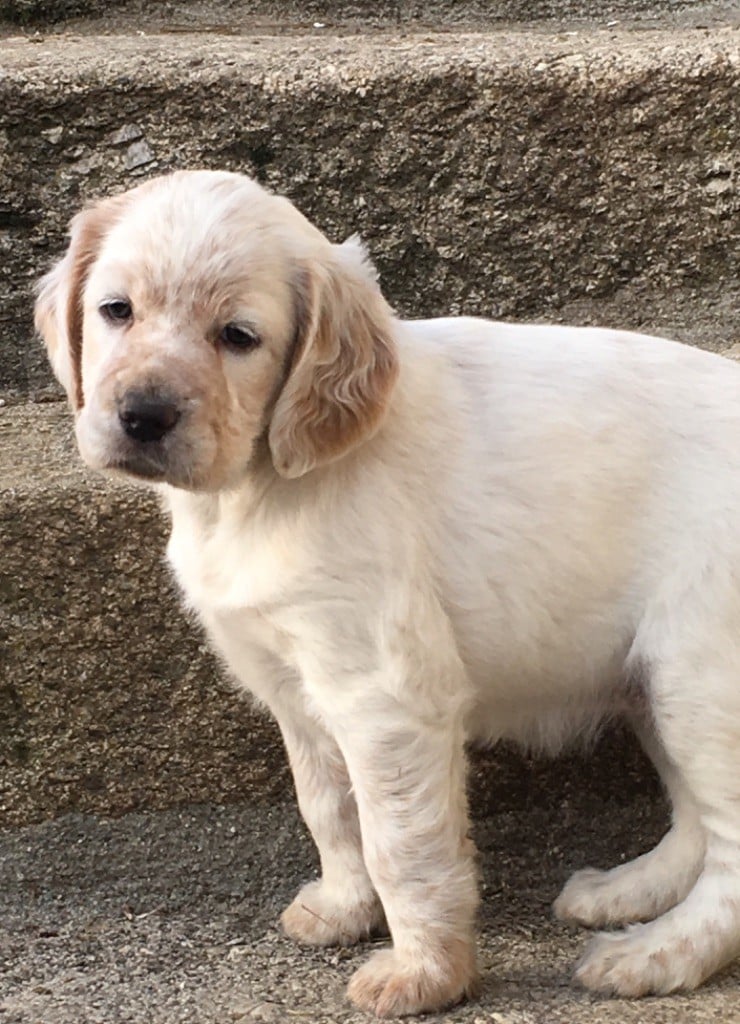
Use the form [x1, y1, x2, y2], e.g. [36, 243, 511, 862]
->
[105, 446, 211, 491]
[107, 449, 170, 483]
[99, 430, 179, 481]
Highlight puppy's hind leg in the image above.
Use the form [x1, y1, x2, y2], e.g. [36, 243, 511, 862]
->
[577, 638, 740, 996]
[555, 724, 704, 929]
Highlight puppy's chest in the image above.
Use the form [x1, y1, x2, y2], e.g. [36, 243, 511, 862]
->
[166, 506, 306, 615]
[166, 507, 326, 700]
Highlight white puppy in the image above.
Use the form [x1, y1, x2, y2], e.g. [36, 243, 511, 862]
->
[36, 170, 740, 1017]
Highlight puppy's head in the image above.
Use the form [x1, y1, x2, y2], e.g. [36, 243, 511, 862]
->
[35, 170, 398, 490]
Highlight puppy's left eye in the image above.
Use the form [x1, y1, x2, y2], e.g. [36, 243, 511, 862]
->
[100, 299, 133, 323]
[220, 323, 261, 352]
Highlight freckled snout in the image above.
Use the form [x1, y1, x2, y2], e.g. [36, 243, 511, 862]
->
[117, 390, 181, 444]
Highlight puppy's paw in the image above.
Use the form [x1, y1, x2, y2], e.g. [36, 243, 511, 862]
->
[554, 853, 697, 930]
[555, 868, 611, 928]
[575, 927, 705, 996]
[281, 880, 386, 947]
[554, 866, 661, 929]
[347, 941, 479, 1018]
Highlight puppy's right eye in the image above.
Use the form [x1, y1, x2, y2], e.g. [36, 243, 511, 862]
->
[220, 323, 260, 352]
[100, 299, 133, 323]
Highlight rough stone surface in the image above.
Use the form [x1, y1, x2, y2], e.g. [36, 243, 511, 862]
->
[1, 26, 739, 398]
[0, 403, 290, 826]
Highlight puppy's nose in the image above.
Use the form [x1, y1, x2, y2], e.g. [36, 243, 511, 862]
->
[118, 392, 181, 443]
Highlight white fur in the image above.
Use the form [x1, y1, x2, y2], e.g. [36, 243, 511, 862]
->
[37, 170, 740, 1016]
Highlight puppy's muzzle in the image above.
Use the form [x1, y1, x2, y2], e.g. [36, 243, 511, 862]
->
[117, 389, 181, 444]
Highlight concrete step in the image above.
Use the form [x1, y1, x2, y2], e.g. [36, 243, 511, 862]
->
[1, 20, 738, 398]
[1, 2, 739, 820]
[0, 402, 289, 826]
[2, 288, 738, 828]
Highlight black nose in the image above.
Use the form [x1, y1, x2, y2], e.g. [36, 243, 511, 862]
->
[118, 392, 181, 444]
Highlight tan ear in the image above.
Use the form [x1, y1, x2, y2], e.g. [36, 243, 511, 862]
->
[268, 238, 399, 479]
[35, 195, 127, 410]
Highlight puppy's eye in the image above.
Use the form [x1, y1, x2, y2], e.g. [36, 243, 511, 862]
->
[100, 299, 133, 323]
[220, 323, 260, 352]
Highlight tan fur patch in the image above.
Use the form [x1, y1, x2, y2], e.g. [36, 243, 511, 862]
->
[269, 256, 399, 479]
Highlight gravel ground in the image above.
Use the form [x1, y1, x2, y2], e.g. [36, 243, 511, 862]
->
[2, 790, 740, 1024]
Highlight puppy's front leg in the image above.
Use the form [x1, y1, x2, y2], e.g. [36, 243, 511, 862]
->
[277, 715, 386, 946]
[340, 705, 478, 1016]
[307, 629, 479, 1017]
[202, 613, 384, 946]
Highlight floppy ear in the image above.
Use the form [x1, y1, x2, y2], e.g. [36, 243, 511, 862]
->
[35, 196, 126, 410]
[268, 237, 399, 479]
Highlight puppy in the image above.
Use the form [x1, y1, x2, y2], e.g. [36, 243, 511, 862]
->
[36, 169, 740, 1017]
